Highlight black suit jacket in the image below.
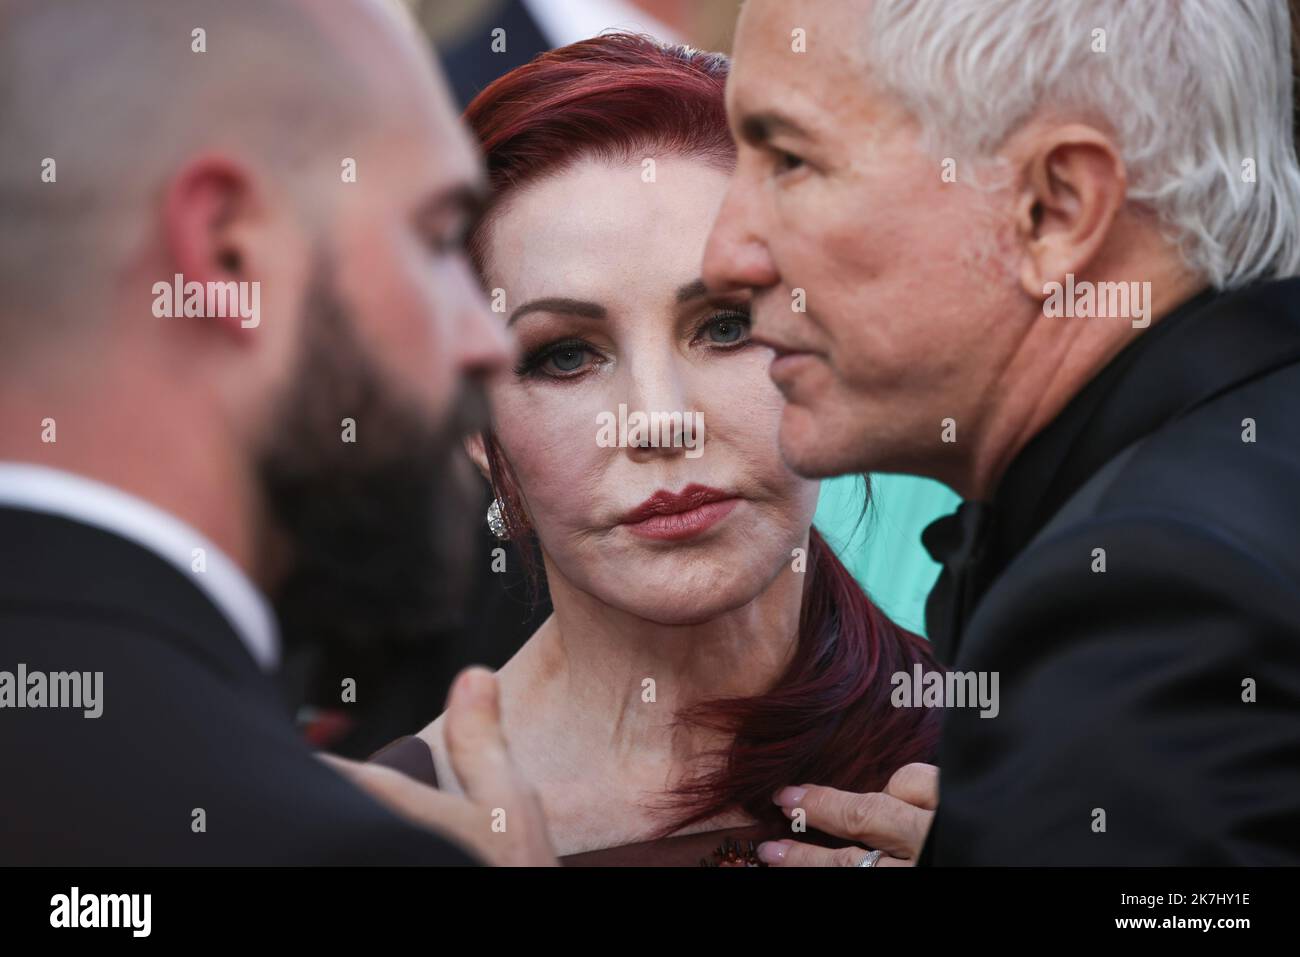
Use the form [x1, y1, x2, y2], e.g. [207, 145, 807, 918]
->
[0, 508, 475, 865]
[922, 278, 1300, 865]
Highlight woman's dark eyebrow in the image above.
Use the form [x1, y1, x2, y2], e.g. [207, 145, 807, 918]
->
[507, 297, 606, 326]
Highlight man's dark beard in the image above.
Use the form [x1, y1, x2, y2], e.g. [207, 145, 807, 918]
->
[256, 269, 488, 666]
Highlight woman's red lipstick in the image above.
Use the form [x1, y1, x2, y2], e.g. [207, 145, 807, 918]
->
[620, 484, 740, 541]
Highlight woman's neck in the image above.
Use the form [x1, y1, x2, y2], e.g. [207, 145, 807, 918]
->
[420, 544, 811, 854]
[493, 548, 800, 780]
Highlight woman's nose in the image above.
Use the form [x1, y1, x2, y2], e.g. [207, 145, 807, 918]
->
[616, 355, 699, 462]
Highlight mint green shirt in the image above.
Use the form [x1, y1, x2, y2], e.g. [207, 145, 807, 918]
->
[813, 474, 962, 637]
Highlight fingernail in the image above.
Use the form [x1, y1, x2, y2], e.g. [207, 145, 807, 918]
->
[772, 786, 807, 808]
[447, 669, 479, 710]
[457, 667, 489, 697]
[449, 670, 470, 703]
[757, 841, 788, 864]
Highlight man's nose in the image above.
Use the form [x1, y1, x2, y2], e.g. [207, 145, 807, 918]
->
[702, 175, 780, 294]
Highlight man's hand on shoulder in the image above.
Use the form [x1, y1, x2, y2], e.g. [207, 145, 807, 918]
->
[322, 667, 557, 866]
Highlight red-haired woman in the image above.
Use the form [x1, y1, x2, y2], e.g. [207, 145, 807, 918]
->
[375, 33, 943, 866]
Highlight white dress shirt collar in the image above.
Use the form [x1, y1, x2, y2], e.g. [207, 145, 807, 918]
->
[0, 463, 279, 671]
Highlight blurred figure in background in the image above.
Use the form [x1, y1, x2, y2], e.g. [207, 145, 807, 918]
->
[413, 0, 732, 108]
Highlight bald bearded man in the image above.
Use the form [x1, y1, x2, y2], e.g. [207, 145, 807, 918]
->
[0, 0, 554, 865]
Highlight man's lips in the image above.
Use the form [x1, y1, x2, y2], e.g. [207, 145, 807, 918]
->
[766, 349, 820, 392]
[619, 484, 741, 541]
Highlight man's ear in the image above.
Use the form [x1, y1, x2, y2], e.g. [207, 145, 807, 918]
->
[463, 432, 491, 481]
[1011, 124, 1127, 300]
[160, 153, 262, 341]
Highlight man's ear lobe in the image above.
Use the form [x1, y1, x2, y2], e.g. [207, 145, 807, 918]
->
[1014, 124, 1126, 299]
[463, 433, 491, 481]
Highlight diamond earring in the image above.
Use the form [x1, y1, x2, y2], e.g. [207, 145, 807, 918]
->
[486, 498, 509, 540]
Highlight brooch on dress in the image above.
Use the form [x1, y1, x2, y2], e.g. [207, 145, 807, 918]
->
[699, 837, 763, 867]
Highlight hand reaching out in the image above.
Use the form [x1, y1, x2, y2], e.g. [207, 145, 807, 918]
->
[322, 667, 557, 867]
[757, 763, 938, 866]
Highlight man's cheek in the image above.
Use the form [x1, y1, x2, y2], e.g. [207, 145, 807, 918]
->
[382, 316, 456, 414]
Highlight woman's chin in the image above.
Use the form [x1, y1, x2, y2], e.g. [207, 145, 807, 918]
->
[623, 601, 748, 627]
[598, 574, 763, 625]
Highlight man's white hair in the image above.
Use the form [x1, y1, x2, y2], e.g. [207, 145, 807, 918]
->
[865, 0, 1300, 289]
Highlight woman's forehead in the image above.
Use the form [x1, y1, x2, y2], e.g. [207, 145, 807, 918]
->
[486, 157, 731, 306]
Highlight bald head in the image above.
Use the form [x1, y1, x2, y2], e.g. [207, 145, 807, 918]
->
[0, 0, 449, 335]
[0, 0, 505, 593]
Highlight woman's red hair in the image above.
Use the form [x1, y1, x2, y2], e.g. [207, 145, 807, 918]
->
[465, 33, 943, 834]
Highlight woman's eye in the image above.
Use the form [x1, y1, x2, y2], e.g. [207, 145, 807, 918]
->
[516, 340, 599, 379]
[702, 312, 751, 346]
[545, 346, 589, 373]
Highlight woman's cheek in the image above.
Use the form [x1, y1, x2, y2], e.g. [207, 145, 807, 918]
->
[492, 388, 609, 529]
[703, 360, 819, 528]
[696, 358, 787, 463]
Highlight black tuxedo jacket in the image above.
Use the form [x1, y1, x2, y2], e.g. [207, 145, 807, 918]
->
[0, 508, 474, 865]
[921, 278, 1300, 865]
